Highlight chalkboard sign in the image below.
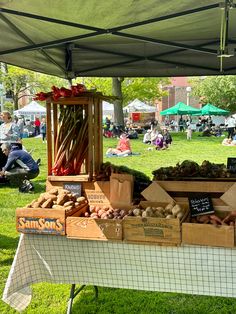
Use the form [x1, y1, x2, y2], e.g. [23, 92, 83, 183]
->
[188, 195, 214, 217]
[63, 182, 81, 197]
[227, 157, 236, 174]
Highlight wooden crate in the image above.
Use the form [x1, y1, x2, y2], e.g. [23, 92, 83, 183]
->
[46, 95, 103, 181]
[155, 180, 236, 206]
[123, 201, 188, 246]
[16, 204, 88, 236]
[182, 206, 235, 248]
[66, 215, 123, 241]
[67, 180, 134, 241]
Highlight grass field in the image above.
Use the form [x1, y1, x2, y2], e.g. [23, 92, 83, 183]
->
[1, 132, 236, 314]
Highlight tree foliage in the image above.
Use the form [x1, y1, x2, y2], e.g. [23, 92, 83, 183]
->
[190, 76, 236, 112]
[0, 64, 68, 110]
[77, 77, 169, 105]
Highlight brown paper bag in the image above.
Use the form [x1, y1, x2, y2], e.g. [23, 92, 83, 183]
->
[110, 173, 134, 206]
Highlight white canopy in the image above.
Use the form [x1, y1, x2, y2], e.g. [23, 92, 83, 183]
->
[14, 101, 46, 116]
[102, 101, 114, 119]
[123, 99, 157, 113]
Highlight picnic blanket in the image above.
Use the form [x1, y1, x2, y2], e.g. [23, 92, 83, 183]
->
[106, 152, 141, 158]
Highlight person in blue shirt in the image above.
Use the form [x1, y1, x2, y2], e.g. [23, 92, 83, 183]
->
[0, 142, 39, 186]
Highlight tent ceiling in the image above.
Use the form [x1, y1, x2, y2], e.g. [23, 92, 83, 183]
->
[0, 1, 236, 78]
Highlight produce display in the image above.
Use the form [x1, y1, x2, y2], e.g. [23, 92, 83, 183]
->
[152, 160, 230, 180]
[84, 205, 129, 219]
[25, 188, 87, 209]
[130, 203, 186, 219]
[52, 105, 88, 176]
[191, 211, 236, 226]
[81, 202, 186, 220]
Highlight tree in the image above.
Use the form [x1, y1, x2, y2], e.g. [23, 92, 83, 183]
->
[190, 76, 236, 112]
[0, 63, 68, 110]
[76, 77, 169, 125]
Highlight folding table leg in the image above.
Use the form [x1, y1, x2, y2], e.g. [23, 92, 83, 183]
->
[67, 284, 98, 314]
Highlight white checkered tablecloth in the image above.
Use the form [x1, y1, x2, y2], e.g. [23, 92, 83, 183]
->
[3, 234, 236, 312]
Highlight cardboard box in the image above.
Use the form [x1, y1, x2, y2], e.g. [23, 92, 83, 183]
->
[16, 204, 87, 236]
[66, 181, 133, 241]
[182, 206, 235, 248]
[123, 201, 188, 246]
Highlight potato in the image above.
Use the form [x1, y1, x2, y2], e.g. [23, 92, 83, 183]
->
[48, 188, 58, 195]
[166, 214, 175, 219]
[64, 201, 74, 207]
[98, 209, 105, 217]
[172, 204, 182, 216]
[165, 203, 174, 214]
[41, 199, 54, 208]
[133, 208, 141, 216]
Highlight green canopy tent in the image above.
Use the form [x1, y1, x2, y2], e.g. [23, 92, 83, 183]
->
[199, 103, 230, 116]
[160, 102, 201, 116]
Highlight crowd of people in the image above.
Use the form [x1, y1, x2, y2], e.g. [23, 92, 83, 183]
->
[0, 111, 42, 189]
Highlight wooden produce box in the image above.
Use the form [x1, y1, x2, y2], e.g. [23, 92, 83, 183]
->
[123, 201, 189, 246]
[66, 181, 133, 241]
[67, 214, 123, 241]
[16, 203, 87, 236]
[182, 206, 235, 248]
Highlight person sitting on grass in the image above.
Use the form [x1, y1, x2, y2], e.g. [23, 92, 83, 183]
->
[106, 133, 132, 157]
[163, 128, 173, 147]
[143, 129, 152, 144]
[155, 134, 164, 150]
[0, 142, 39, 187]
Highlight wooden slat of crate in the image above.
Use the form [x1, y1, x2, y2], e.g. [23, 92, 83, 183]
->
[66, 217, 122, 241]
[123, 216, 181, 245]
[182, 223, 234, 247]
[46, 101, 53, 175]
[46, 175, 89, 191]
[156, 181, 234, 193]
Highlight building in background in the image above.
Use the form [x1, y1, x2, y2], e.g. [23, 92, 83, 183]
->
[156, 77, 200, 123]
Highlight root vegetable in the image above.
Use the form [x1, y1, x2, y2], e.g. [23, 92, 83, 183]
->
[172, 204, 182, 216]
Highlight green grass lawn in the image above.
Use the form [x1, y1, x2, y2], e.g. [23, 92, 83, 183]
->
[1, 133, 236, 313]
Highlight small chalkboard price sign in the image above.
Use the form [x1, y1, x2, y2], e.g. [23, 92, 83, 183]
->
[188, 195, 214, 217]
[227, 157, 236, 174]
[63, 182, 81, 197]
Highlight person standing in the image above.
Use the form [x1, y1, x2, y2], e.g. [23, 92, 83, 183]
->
[226, 116, 236, 140]
[17, 117, 24, 139]
[0, 111, 20, 143]
[34, 117, 41, 136]
[40, 117, 47, 143]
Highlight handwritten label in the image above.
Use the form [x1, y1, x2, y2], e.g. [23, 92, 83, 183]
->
[63, 182, 81, 197]
[188, 195, 214, 217]
[227, 157, 236, 174]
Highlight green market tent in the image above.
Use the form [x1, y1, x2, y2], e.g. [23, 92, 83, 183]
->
[160, 102, 201, 115]
[200, 103, 230, 116]
[0, 1, 236, 78]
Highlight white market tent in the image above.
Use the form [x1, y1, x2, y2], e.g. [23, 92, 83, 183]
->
[102, 101, 114, 119]
[123, 99, 157, 113]
[14, 101, 46, 119]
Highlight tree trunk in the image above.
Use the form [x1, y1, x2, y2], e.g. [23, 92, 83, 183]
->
[112, 77, 124, 127]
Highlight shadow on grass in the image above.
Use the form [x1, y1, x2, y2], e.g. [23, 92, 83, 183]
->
[33, 179, 46, 193]
[0, 234, 18, 266]
[0, 233, 19, 250]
